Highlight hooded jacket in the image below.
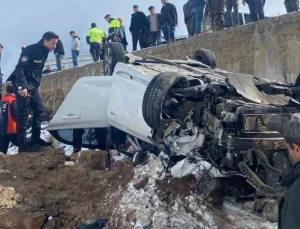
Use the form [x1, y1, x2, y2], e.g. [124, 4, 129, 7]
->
[129, 11, 147, 32]
[71, 36, 80, 51]
[278, 161, 300, 229]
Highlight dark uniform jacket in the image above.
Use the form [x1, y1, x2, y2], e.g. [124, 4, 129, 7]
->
[129, 11, 147, 32]
[279, 161, 300, 229]
[161, 3, 178, 25]
[11, 40, 49, 91]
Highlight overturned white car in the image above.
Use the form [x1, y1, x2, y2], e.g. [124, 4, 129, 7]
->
[48, 43, 300, 197]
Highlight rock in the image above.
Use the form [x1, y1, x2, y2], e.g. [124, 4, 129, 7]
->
[243, 201, 255, 212]
[45, 205, 60, 217]
[0, 211, 46, 229]
[30, 214, 47, 229]
[261, 200, 279, 223]
[134, 176, 149, 190]
[22, 171, 36, 179]
[24, 195, 43, 210]
[254, 199, 279, 223]
[14, 193, 24, 203]
[0, 187, 16, 208]
[0, 169, 11, 175]
[44, 218, 61, 229]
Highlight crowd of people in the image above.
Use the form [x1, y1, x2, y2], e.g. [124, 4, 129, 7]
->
[1, 0, 298, 75]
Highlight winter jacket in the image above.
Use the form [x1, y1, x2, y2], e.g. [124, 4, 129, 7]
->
[54, 39, 65, 55]
[12, 40, 49, 91]
[71, 36, 80, 51]
[161, 3, 178, 25]
[147, 13, 162, 32]
[129, 11, 147, 32]
[190, 0, 206, 8]
[0, 94, 17, 135]
[108, 18, 121, 40]
[278, 161, 300, 229]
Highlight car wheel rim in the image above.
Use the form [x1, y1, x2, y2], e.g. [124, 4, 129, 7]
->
[105, 48, 112, 75]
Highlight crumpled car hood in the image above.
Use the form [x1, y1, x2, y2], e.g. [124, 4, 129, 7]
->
[227, 73, 291, 106]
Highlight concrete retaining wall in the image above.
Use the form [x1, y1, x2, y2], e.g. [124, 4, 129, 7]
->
[40, 61, 102, 113]
[135, 11, 300, 83]
[38, 11, 300, 113]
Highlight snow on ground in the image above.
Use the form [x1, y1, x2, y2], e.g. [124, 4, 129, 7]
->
[223, 201, 277, 229]
[111, 155, 277, 229]
[111, 154, 218, 229]
[5, 124, 278, 229]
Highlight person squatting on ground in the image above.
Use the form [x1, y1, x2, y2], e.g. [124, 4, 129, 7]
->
[70, 31, 80, 67]
[129, 5, 147, 51]
[205, 0, 225, 31]
[147, 6, 162, 47]
[284, 0, 299, 13]
[11, 31, 57, 153]
[161, 0, 178, 43]
[279, 115, 300, 228]
[225, 0, 239, 27]
[117, 18, 129, 51]
[54, 38, 65, 71]
[0, 84, 18, 154]
[183, 0, 192, 37]
[243, 0, 264, 22]
[86, 23, 106, 62]
[104, 15, 121, 43]
[190, 0, 206, 36]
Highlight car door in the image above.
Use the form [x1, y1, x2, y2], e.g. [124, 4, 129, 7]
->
[107, 63, 153, 144]
[48, 76, 112, 148]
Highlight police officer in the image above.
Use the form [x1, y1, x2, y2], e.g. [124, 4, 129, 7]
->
[86, 23, 106, 62]
[11, 31, 58, 153]
[104, 14, 121, 43]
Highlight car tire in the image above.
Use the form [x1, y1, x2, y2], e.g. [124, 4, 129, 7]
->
[103, 42, 126, 76]
[142, 72, 187, 129]
[193, 49, 216, 68]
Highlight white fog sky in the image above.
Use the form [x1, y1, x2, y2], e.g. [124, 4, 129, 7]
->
[0, 0, 286, 79]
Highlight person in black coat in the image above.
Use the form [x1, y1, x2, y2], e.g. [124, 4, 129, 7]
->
[279, 115, 300, 229]
[54, 39, 65, 71]
[129, 5, 147, 51]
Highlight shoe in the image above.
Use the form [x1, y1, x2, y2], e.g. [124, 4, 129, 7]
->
[18, 143, 41, 153]
[31, 137, 52, 147]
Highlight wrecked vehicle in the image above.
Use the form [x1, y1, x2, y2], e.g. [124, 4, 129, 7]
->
[48, 43, 300, 197]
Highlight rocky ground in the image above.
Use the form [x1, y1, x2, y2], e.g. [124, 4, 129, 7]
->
[0, 146, 279, 229]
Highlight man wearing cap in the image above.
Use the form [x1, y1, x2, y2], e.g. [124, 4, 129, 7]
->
[86, 23, 106, 62]
[129, 5, 147, 51]
[10, 31, 58, 153]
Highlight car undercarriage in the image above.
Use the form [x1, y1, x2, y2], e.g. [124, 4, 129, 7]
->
[49, 42, 300, 199]
[126, 49, 299, 197]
